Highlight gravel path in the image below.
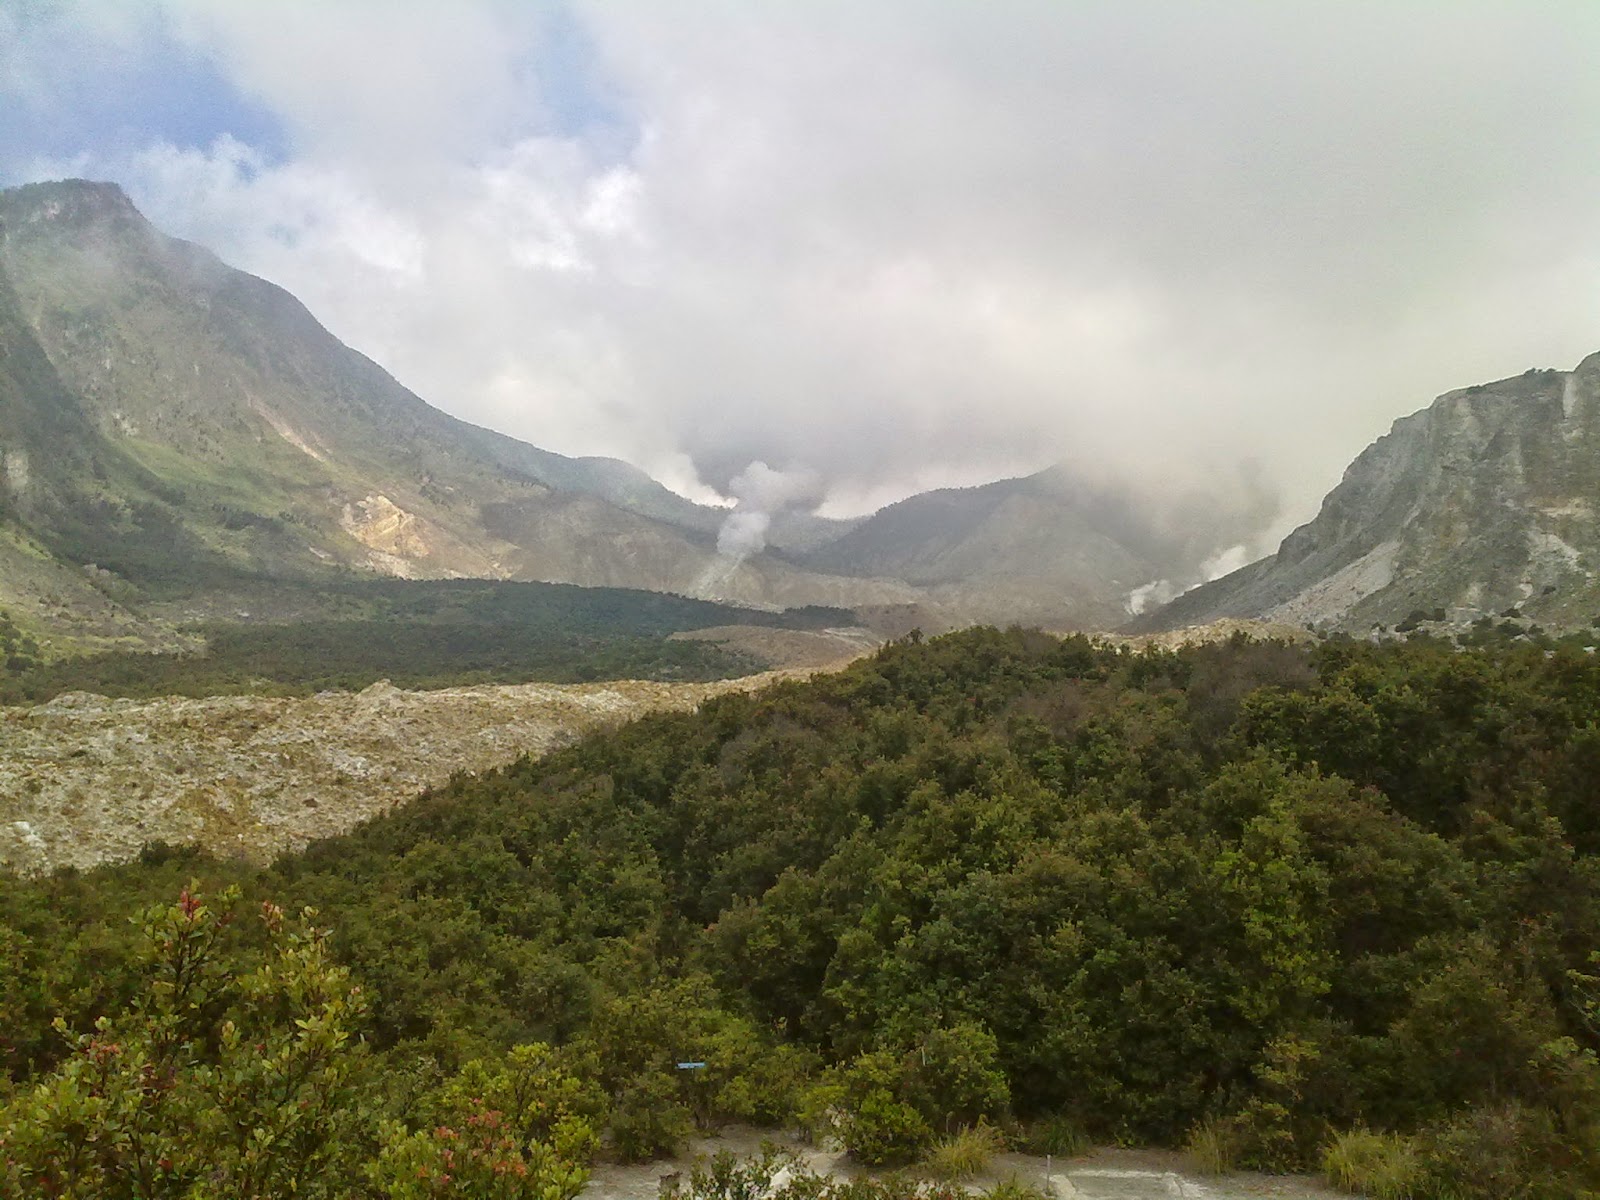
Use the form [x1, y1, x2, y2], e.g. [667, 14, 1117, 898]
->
[584, 1131, 1345, 1200]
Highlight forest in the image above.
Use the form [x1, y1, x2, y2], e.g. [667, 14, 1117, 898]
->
[0, 581, 853, 703]
[3, 628, 1599, 1198]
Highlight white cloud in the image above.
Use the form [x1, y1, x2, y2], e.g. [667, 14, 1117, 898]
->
[11, 0, 1600, 542]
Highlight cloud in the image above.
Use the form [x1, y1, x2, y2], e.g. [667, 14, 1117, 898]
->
[9, 0, 1600, 556]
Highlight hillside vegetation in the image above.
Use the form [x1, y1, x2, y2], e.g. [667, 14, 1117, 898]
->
[0, 579, 858, 704]
[3, 629, 1599, 1197]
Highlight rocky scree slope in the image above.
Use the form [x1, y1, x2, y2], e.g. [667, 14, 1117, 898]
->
[1134, 353, 1600, 634]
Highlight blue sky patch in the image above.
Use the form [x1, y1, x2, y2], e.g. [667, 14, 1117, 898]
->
[0, 11, 288, 185]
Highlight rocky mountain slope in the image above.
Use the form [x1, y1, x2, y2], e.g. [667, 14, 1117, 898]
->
[0, 179, 914, 647]
[1134, 353, 1600, 634]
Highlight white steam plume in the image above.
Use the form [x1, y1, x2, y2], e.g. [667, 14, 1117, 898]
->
[715, 461, 822, 561]
[1124, 542, 1254, 616]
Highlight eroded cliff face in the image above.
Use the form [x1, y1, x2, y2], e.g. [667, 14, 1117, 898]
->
[1136, 353, 1600, 633]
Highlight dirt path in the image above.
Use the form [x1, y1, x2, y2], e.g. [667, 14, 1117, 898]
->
[584, 1131, 1345, 1200]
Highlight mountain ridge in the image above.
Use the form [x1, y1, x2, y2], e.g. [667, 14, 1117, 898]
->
[2, 177, 1257, 645]
[0, 179, 924, 644]
[1134, 353, 1600, 634]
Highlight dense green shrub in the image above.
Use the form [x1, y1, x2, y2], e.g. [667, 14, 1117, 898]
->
[1420, 1102, 1593, 1200]
[0, 889, 371, 1197]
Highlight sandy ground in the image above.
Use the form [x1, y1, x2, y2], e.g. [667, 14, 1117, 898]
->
[585, 1129, 1345, 1200]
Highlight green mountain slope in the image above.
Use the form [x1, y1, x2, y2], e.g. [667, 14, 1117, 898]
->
[0, 180, 915, 645]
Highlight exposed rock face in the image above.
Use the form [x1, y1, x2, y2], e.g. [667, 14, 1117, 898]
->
[0, 669, 836, 875]
[1135, 355, 1600, 633]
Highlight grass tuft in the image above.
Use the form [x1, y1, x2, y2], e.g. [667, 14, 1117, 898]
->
[1185, 1116, 1240, 1176]
[1020, 1114, 1091, 1158]
[1321, 1129, 1422, 1199]
[926, 1121, 1006, 1181]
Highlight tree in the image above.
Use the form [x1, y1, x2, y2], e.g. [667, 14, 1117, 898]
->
[0, 886, 370, 1198]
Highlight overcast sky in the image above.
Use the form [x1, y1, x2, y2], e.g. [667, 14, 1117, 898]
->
[5, 1, 1600, 547]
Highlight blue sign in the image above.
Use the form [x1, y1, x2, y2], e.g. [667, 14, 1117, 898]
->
[676, 1061, 708, 1070]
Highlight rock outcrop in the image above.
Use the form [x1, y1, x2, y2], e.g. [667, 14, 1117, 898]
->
[1135, 355, 1600, 633]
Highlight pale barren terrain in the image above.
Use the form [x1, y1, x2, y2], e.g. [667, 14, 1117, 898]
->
[0, 669, 827, 875]
[586, 1128, 1343, 1200]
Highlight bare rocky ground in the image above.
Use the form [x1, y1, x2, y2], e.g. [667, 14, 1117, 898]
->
[2, 620, 1316, 876]
[0, 667, 838, 875]
[586, 1129, 1344, 1200]
[1089, 619, 1315, 652]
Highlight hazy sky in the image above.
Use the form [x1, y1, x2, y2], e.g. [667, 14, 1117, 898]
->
[5, 1, 1600, 546]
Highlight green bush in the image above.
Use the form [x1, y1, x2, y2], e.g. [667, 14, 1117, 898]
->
[821, 1053, 935, 1166]
[368, 1107, 589, 1200]
[421, 1042, 606, 1164]
[1421, 1103, 1589, 1200]
[609, 1072, 695, 1163]
[843, 1088, 934, 1166]
[806, 1023, 1010, 1170]
[906, 1023, 1011, 1132]
[0, 888, 371, 1198]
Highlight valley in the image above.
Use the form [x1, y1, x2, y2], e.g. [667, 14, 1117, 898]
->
[8, 2, 1600, 1194]
[5, 181, 1600, 1200]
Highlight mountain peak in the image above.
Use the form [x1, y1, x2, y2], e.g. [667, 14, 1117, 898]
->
[0, 179, 144, 233]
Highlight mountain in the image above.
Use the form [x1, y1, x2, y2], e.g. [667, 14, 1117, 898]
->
[0, 179, 915, 644]
[3, 178, 1305, 649]
[801, 465, 1265, 629]
[1133, 353, 1600, 634]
